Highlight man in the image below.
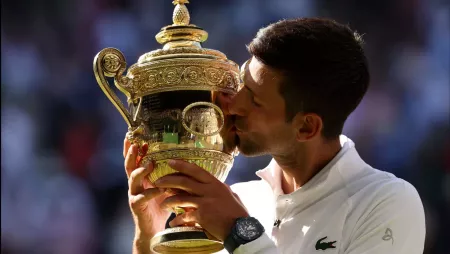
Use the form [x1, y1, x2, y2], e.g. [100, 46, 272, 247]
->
[123, 18, 426, 253]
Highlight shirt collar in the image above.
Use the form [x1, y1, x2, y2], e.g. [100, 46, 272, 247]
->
[255, 135, 356, 196]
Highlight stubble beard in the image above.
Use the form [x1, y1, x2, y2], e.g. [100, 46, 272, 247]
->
[236, 133, 268, 157]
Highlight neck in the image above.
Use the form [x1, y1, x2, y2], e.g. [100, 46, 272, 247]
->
[273, 137, 341, 194]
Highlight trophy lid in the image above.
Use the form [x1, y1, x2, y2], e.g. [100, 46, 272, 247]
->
[125, 0, 240, 98]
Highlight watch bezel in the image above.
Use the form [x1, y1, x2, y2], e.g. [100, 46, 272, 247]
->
[234, 217, 265, 241]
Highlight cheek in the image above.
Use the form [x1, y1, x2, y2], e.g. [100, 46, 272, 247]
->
[248, 110, 284, 131]
[261, 116, 293, 138]
[263, 126, 294, 150]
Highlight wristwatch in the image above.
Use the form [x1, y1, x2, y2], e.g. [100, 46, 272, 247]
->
[224, 217, 265, 253]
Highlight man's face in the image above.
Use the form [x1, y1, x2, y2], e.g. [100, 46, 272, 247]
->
[227, 56, 296, 156]
[213, 91, 238, 155]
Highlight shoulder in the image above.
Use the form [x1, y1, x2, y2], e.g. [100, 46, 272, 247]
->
[343, 168, 426, 253]
[347, 167, 423, 212]
[338, 162, 422, 210]
[367, 174, 424, 221]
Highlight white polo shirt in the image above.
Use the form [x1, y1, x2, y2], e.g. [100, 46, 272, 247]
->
[223, 135, 425, 254]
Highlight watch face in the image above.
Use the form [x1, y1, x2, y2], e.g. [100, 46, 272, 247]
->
[236, 218, 263, 241]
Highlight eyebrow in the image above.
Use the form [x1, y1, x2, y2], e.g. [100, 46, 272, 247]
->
[240, 60, 257, 95]
[244, 82, 256, 95]
[239, 60, 248, 84]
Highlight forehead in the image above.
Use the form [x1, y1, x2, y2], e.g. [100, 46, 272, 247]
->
[241, 57, 280, 91]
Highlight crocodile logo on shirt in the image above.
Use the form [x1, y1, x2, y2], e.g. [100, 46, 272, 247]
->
[273, 219, 281, 228]
[315, 236, 336, 250]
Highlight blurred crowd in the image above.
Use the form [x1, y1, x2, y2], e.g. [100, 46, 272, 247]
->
[1, 0, 449, 253]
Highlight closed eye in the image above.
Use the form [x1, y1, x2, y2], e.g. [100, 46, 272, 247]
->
[244, 86, 262, 107]
[251, 97, 262, 107]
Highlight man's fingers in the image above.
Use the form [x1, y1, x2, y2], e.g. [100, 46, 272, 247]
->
[124, 144, 138, 178]
[123, 137, 131, 158]
[129, 188, 165, 209]
[141, 143, 149, 157]
[154, 175, 206, 196]
[129, 165, 152, 195]
[232, 192, 243, 203]
[160, 194, 202, 211]
[167, 160, 214, 183]
[169, 210, 200, 228]
[136, 143, 149, 166]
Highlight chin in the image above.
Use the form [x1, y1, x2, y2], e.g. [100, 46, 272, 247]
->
[238, 150, 265, 157]
[220, 134, 237, 155]
[237, 140, 268, 157]
[240, 150, 268, 157]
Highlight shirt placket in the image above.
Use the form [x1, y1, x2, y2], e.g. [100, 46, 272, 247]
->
[272, 195, 294, 240]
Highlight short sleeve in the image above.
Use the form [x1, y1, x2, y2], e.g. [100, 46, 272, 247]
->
[345, 181, 426, 254]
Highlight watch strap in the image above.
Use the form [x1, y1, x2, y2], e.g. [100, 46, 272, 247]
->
[224, 228, 240, 253]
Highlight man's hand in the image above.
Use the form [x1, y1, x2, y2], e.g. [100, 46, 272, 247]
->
[153, 159, 249, 241]
[123, 138, 171, 244]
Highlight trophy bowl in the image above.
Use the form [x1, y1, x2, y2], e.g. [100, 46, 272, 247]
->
[93, 1, 240, 253]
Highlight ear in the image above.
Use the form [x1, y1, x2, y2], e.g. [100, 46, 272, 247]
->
[292, 113, 323, 142]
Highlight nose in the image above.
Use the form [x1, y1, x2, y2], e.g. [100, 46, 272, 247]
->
[228, 89, 248, 116]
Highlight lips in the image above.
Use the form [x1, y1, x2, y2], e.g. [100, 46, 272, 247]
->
[234, 124, 247, 133]
[235, 127, 247, 135]
[225, 116, 247, 133]
[235, 127, 244, 133]
[234, 122, 246, 132]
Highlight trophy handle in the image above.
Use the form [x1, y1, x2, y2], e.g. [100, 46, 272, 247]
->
[93, 48, 136, 128]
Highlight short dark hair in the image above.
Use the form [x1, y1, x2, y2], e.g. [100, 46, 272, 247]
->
[247, 18, 370, 139]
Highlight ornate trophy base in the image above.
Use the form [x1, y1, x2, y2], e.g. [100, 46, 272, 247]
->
[150, 226, 224, 254]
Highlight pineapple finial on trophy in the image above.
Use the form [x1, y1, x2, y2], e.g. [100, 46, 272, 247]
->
[172, 0, 190, 26]
[155, 0, 208, 48]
